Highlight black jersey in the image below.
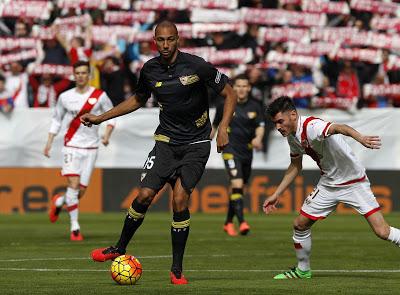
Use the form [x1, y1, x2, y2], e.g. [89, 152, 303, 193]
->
[213, 98, 264, 160]
[135, 51, 229, 145]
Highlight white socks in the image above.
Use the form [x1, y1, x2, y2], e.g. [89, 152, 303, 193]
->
[65, 187, 80, 232]
[387, 226, 400, 247]
[55, 195, 65, 207]
[293, 229, 312, 271]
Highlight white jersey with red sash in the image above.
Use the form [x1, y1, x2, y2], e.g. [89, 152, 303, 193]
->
[49, 86, 115, 148]
[287, 115, 365, 187]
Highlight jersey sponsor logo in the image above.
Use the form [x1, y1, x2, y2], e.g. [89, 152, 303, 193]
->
[155, 82, 163, 87]
[179, 74, 200, 85]
[247, 112, 257, 119]
[195, 111, 208, 127]
[215, 71, 222, 84]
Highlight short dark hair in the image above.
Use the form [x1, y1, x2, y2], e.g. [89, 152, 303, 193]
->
[233, 74, 249, 84]
[73, 60, 90, 72]
[267, 96, 296, 118]
[0, 74, 5, 82]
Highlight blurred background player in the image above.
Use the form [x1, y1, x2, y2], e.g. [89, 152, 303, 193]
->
[80, 21, 236, 284]
[263, 96, 400, 279]
[211, 74, 265, 236]
[44, 60, 115, 241]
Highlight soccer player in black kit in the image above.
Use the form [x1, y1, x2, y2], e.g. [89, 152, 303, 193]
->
[211, 74, 265, 236]
[80, 21, 236, 284]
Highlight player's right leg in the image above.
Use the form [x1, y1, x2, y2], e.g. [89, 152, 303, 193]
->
[366, 210, 400, 247]
[91, 187, 157, 262]
[92, 142, 172, 262]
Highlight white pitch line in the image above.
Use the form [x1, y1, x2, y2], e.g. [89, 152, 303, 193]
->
[0, 268, 399, 273]
[0, 254, 229, 262]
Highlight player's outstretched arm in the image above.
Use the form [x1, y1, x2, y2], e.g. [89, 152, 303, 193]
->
[327, 124, 381, 149]
[216, 84, 237, 153]
[80, 95, 142, 127]
[263, 156, 302, 214]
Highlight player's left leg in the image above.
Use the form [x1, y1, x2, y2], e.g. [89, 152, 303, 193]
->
[274, 214, 315, 279]
[170, 178, 191, 285]
[366, 210, 400, 247]
[65, 176, 82, 241]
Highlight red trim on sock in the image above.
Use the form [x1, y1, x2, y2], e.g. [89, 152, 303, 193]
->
[300, 210, 326, 221]
[294, 242, 303, 249]
[79, 184, 87, 188]
[364, 207, 381, 218]
[67, 204, 78, 212]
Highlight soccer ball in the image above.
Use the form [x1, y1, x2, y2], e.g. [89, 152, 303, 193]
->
[110, 255, 142, 285]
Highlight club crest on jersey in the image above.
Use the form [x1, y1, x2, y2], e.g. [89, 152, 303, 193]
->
[88, 97, 98, 105]
[140, 173, 147, 182]
[179, 74, 199, 85]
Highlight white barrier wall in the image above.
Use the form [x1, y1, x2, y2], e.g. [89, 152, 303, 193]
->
[0, 108, 399, 169]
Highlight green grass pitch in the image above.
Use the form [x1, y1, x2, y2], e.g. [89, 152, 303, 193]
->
[0, 212, 399, 294]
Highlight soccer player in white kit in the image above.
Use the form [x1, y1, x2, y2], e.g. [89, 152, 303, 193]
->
[263, 96, 400, 279]
[44, 60, 115, 241]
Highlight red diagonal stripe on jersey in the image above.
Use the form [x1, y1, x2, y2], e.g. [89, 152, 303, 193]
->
[64, 89, 103, 145]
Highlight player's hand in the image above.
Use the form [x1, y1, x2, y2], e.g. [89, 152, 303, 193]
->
[360, 135, 381, 149]
[102, 135, 109, 146]
[251, 138, 263, 151]
[80, 113, 101, 127]
[216, 127, 229, 153]
[43, 144, 51, 158]
[263, 195, 279, 215]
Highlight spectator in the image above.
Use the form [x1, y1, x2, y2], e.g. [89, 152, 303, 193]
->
[4, 61, 29, 108]
[0, 74, 13, 114]
[336, 61, 361, 100]
[100, 56, 125, 106]
[29, 74, 71, 108]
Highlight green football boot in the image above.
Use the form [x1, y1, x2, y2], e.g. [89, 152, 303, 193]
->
[273, 267, 312, 279]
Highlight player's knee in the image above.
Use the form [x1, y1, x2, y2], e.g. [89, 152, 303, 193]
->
[374, 224, 390, 240]
[293, 219, 310, 232]
[136, 189, 156, 207]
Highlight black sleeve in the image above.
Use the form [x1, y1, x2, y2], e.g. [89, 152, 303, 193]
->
[196, 58, 229, 94]
[255, 102, 266, 127]
[212, 102, 224, 128]
[134, 67, 151, 104]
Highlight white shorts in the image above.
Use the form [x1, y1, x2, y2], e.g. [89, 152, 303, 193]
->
[300, 178, 380, 220]
[61, 146, 98, 187]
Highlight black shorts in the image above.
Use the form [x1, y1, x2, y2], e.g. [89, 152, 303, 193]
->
[222, 152, 252, 184]
[140, 141, 211, 194]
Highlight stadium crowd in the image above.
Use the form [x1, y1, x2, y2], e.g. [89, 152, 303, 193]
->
[1, 0, 400, 114]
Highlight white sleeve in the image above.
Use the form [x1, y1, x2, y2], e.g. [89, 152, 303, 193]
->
[307, 119, 333, 142]
[100, 92, 116, 127]
[49, 95, 66, 134]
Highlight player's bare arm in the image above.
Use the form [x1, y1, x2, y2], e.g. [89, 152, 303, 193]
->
[80, 95, 142, 127]
[328, 123, 381, 149]
[44, 133, 56, 158]
[251, 126, 265, 150]
[101, 124, 114, 146]
[216, 84, 237, 153]
[263, 156, 303, 214]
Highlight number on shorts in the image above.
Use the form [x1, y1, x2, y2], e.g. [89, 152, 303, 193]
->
[144, 156, 155, 169]
[228, 159, 235, 169]
[64, 153, 73, 164]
